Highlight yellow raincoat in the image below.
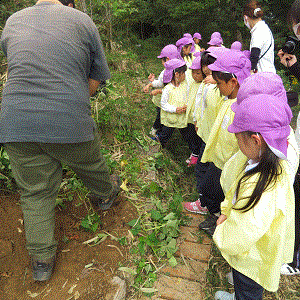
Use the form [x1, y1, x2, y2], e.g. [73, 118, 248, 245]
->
[161, 80, 188, 128]
[201, 98, 238, 169]
[195, 84, 224, 143]
[213, 158, 295, 292]
[186, 81, 204, 124]
[152, 94, 161, 107]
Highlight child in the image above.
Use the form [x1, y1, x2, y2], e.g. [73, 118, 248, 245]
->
[155, 59, 201, 159]
[193, 33, 203, 52]
[214, 91, 298, 300]
[207, 31, 224, 47]
[184, 50, 251, 232]
[143, 44, 179, 136]
[185, 56, 206, 165]
[230, 41, 242, 51]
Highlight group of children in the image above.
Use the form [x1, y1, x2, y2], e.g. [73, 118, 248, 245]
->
[143, 31, 299, 299]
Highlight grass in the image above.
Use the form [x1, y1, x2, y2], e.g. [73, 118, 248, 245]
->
[1, 38, 300, 298]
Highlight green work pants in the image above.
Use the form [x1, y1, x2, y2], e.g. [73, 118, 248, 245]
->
[4, 131, 113, 260]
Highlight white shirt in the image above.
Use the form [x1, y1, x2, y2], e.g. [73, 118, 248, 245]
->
[250, 20, 276, 73]
[151, 70, 164, 88]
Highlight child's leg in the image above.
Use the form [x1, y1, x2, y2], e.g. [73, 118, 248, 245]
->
[232, 269, 264, 300]
[179, 124, 203, 156]
[200, 163, 224, 214]
[153, 107, 163, 132]
[156, 126, 174, 148]
[194, 142, 210, 194]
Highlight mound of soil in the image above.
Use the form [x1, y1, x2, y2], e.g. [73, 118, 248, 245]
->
[0, 191, 137, 300]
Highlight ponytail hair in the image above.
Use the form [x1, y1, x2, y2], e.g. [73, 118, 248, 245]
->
[234, 131, 282, 213]
[243, 0, 264, 19]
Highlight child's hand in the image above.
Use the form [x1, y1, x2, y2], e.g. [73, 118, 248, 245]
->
[176, 105, 187, 114]
[143, 84, 151, 93]
[278, 49, 297, 68]
[194, 121, 198, 132]
[204, 75, 216, 84]
[148, 73, 155, 82]
[217, 214, 227, 226]
[150, 89, 162, 96]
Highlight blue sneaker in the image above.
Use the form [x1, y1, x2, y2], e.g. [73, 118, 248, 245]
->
[215, 291, 235, 300]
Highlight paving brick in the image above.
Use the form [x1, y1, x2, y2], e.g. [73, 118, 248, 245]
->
[175, 241, 211, 262]
[160, 259, 208, 282]
[154, 275, 204, 300]
[179, 226, 212, 245]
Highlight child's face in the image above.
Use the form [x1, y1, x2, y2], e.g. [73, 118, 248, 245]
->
[161, 57, 170, 67]
[182, 44, 192, 56]
[215, 77, 237, 97]
[175, 71, 186, 83]
[202, 65, 211, 77]
[192, 69, 203, 83]
[193, 38, 200, 45]
[235, 132, 263, 161]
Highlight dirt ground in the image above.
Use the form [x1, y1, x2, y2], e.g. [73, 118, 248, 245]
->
[0, 190, 137, 300]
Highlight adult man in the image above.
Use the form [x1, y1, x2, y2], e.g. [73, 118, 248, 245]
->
[0, 0, 119, 281]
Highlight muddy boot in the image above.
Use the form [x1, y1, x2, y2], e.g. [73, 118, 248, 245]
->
[31, 256, 55, 281]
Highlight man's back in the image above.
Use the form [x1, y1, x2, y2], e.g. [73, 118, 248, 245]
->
[0, 2, 110, 143]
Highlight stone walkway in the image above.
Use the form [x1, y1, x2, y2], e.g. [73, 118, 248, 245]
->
[142, 208, 212, 300]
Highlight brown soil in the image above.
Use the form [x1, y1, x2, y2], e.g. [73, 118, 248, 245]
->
[0, 191, 137, 300]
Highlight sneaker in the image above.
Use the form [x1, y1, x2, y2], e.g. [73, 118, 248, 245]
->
[199, 214, 218, 229]
[149, 134, 159, 142]
[31, 256, 55, 281]
[226, 271, 234, 285]
[280, 263, 300, 275]
[149, 127, 157, 136]
[187, 155, 198, 167]
[184, 198, 209, 214]
[215, 291, 235, 300]
[88, 174, 121, 210]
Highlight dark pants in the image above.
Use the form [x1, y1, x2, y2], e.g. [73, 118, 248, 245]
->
[157, 123, 203, 155]
[233, 269, 264, 300]
[291, 166, 300, 268]
[200, 163, 224, 214]
[153, 107, 163, 132]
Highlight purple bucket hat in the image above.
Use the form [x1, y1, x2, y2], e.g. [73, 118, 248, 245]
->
[207, 37, 223, 47]
[190, 56, 202, 70]
[176, 37, 195, 56]
[209, 32, 223, 45]
[183, 33, 193, 39]
[228, 94, 292, 159]
[163, 59, 186, 84]
[243, 50, 251, 59]
[157, 44, 179, 60]
[231, 41, 242, 51]
[193, 33, 202, 40]
[208, 49, 251, 85]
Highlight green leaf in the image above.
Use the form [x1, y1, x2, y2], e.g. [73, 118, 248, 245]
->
[118, 267, 137, 275]
[150, 209, 163, 221]
[168, 256, 178, 267]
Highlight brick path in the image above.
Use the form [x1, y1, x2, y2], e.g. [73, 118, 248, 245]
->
[142, 208, 212, 300]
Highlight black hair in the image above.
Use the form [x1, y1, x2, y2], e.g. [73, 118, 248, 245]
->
[243, 0, 263, 19]
[212, 71, 237, 83]
[180, 44, 192, 58]
[58, 0, 75, 8]
[171, 65, 187, 82]
[288, 0, 300, 26]
[200, 51, 216, 78]
[234, 131, 282, 212]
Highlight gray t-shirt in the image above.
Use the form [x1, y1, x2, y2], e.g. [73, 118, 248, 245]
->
[0, 2, 110, 143]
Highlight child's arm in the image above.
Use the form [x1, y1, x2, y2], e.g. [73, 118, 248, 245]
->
[161, 85, 186, 114]
[152, 70, 164, 89]
[213, 190, 276, 256]
[150, 89, 162, 96]
[143, 82, 153, 93]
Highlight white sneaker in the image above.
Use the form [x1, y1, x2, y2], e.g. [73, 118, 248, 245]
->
[280, 263, 300, 275]
[149, 127, 157, 136]
[226, 271, 234, 285]
[215, 291, 235, 300]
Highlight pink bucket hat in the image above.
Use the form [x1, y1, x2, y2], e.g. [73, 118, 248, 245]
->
[183, 33, 193, 39]
[228, 94, 292, 159]
[190, 56, 202, 70]
[157, 44, 179, 60]
[207, 37, 223, 47]
[208, 49, 251, 85]
[193, 33, 202, 40]
[243, 50, 251, 59]
[176, 37, 195, 56]
[163, 59, 186, 84]
[231, 41, 242, 51]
